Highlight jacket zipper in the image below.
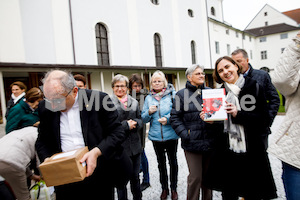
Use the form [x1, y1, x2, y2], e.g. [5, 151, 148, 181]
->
[158, 101, 163, 140]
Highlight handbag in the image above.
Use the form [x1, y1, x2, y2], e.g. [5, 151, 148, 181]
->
[30, 180, 51, 200]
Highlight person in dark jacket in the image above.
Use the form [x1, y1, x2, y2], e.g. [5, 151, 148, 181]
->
[5, 81, 27, 118]
[205, 56, 277, 199]
[170, 65, 219, 200]
[111, 74, 142, 200]
[231, 49, 280, 149]
[35, 70, 132, 200]
[129, 73, 151, 192]
[6, 87, 43, 134]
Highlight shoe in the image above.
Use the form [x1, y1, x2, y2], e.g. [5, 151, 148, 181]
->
[160, 189, 169, 200]
[140, 182, 150, 191]
[171, 190, 178, 200]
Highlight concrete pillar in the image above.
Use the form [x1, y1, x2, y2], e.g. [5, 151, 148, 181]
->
[0, 72, 6, 125]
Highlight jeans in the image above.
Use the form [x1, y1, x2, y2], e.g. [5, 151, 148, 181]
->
[282, 162, 300, 200]
[140, 150, 150, 183]
[117, 153, 142, 200]
[152, 139, 178, 191]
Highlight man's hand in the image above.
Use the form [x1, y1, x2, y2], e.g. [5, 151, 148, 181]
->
[30, 174, 41, 182]
[158, 117, 167, 125]
[80, 147, 102, 177]
[127, 119, 137, 130]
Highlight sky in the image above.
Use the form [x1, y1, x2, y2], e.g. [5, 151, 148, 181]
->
[222, 0, 300, 30]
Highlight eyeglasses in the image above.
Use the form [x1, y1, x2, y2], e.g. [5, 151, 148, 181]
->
[193, 72, 205, 76]
[44, 89, 72, 106]
[114, 85, 127, 89]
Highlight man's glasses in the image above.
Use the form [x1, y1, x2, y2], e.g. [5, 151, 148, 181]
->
[44, 89, 73, 111]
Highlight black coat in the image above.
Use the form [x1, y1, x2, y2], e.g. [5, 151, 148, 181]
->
[35, 89, 132, 197]
[111, 94, 142, 157]
[246, 64, 280, 133]
[170, 81, 221, 153]
[204, 77, 277, 199]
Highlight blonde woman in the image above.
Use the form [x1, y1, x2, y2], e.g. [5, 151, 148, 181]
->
[142, 70, 179, 200]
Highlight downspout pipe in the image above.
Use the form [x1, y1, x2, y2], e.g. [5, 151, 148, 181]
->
[68, 0, 76, 64]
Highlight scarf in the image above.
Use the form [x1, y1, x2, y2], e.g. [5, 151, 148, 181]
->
[224, 75, 246, 153]
[151, 88, 166, 101]
[118, 95, 128, 108]
[12, 92, 25, 104]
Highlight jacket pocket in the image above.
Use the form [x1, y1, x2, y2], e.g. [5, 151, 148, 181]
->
[275, 120, 294, 144]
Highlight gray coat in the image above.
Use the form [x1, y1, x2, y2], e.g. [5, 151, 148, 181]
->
[0, 127, 38, 177]
[111, 94, 142, 157]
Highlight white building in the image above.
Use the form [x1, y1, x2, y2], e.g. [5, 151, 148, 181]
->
[0, 0, 299, 122]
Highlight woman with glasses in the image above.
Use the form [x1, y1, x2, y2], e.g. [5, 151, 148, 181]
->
[170, 65, 220, 200]
[6, 87, 43, 134]
[204, 56, 277, 199]
[111, 74, 142, 200]
[141, 70, 179, 200]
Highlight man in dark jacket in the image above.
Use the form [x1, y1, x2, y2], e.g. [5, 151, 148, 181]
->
[232, 49, 280, 149]
[35, 70, 131, 200]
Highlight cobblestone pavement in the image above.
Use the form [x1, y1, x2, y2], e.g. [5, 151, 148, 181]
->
[0, 115, 286, 199]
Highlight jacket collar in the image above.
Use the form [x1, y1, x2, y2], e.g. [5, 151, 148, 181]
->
[185, 81, 204, 92]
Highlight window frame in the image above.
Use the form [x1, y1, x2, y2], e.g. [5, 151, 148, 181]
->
[95, 23, 110, 66]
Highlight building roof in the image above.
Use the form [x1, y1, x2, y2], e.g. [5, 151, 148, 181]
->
[245, 23, 300, 36]
[283, 8, 300, 24]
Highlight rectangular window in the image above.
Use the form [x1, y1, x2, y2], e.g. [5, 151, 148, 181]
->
[227, 44, 231, 56]
[215, 41, 220, 54]
[226, 29, 229, 35]
[264, 12, 268, 16]
[281, 48, 285, 53]
[280, 33, 288, 39]
[236, 32, 239, 38]
[265, 21, 268, 26]
[261, 51, 267, 60]
[242, 34, 245, 40]
[260, 37, 267, 42]
[249, 37, 252, 42]
[250, 50, 253, 60]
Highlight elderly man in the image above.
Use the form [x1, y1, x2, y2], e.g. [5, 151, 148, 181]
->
[231, 49, 280, 149]
[35, 70, 131, 200]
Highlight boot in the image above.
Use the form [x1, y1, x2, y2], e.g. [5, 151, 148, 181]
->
[160, 189, 169, 200]
[171, 190, 178, 200]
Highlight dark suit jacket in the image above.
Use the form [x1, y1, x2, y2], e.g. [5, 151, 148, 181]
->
[35, 89, 132, 192]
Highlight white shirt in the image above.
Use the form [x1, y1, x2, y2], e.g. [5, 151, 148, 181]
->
[60, 94, 85, 152]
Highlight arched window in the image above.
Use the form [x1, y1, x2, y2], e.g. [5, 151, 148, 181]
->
[154, 33, 163, 67]
[188, 9, 194, 17]
[95, 23, 110, 65]
[151, 0, 159, 5]
[191, 41, 196, 64]
[211, 7, 215, 16]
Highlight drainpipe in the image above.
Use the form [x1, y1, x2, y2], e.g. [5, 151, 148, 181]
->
[0, 72, 6, 125]
[205, 0, 213, 69]
[68, 0, 76, 64]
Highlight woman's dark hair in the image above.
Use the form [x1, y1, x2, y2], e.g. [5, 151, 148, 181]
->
[25, 87, 43, 103]
[73, 74, 86, 86]
[213, 56, 242, 84]
[129, 73, 144, 94]
[10, 81, 27, 92]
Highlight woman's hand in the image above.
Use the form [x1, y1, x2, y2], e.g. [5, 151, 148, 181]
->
[158, 117, 167, 125]
[33, 121, 40, 127]
[127, 119, 137, 130]
[225, 102, 238, 117]
[149, 105, 157, 115]
[199, 111, 213, 124]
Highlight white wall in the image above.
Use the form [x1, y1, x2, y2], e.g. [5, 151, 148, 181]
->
[0, 0, 25, 62]
[246, 4, 298, 29]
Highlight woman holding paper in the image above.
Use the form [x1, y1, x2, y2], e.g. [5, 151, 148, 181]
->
[204, 56, 277, 199]
[141, 70, 179, 200]
[170, 64, 221, 200]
